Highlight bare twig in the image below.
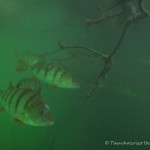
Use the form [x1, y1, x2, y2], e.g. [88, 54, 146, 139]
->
[85, 0, 150, 97]
[138, 0, 150, 15]
[96, 0, 123, 11]
[85, 0, 127, 26]
[37, 48, 61, 57]
[58, 41, 107, 59]
[47, 0, 149, 98]
[85, 10, 122, 26]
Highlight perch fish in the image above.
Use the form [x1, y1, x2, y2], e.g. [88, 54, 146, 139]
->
[31, 62, 80, 88]
[0, 83, 54, 126]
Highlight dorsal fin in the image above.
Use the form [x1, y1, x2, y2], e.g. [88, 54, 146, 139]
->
[16, 77, 41, 93]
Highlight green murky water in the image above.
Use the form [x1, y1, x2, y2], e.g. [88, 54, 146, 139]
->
[0, 0, 150, 150]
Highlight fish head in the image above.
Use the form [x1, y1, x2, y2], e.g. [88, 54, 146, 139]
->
[27, 102, 54, 126]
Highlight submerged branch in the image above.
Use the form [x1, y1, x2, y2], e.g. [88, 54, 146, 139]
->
[85, 10, 122, 26]
[58, 41, 107, 59]
[93, 0, 122, 11]
[138, 0, 150, 15]
[97, 0, 122, 11]
[55, 0, 150, 98]
[86, 0, 150, 97]
[58, 42, 112, 96]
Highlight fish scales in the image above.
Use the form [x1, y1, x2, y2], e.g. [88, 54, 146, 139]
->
[4, 88, 21, 110]
[1, 88, 36, 116]
[24, 93, 39, 110]
[1, 88, 19, 112]
[5, 89, 21, 113]
[14, 89, 31, 113]
[39, 63, 62, 82]
[53, 68, 70, 84]
[60, 70, 70, 82]
[31, 62, 80, 88]
[44, 63, 55, 78]
[45, 67, 61, 83]
[52, 67, 62, 81]
[17, 90, 39, 115]
[0, 85, 54, 126]
[1, 88, 13, 105]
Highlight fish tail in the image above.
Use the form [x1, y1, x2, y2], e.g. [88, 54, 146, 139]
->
[16, 60, 28, 72]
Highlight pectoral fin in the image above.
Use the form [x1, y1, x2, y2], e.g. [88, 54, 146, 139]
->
[13, 118, 26, 126]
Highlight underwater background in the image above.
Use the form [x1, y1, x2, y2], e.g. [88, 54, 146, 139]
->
[0, 0, 150, 149]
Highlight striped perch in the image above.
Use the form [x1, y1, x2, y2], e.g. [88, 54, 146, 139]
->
[31, 62, 80, 88]
[0, 84, 54, 126]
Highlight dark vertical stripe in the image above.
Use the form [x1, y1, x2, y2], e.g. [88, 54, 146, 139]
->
[8, 88, 22, 110]
[52, 67, 61, 81]
[3, 89, 14, 104]
[60, 70, 68, 82]
[2, 89, 13, 101]
[14, 89, 31, 113]
[44, 63, 53, 78]
[24, 93, 39, 110]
